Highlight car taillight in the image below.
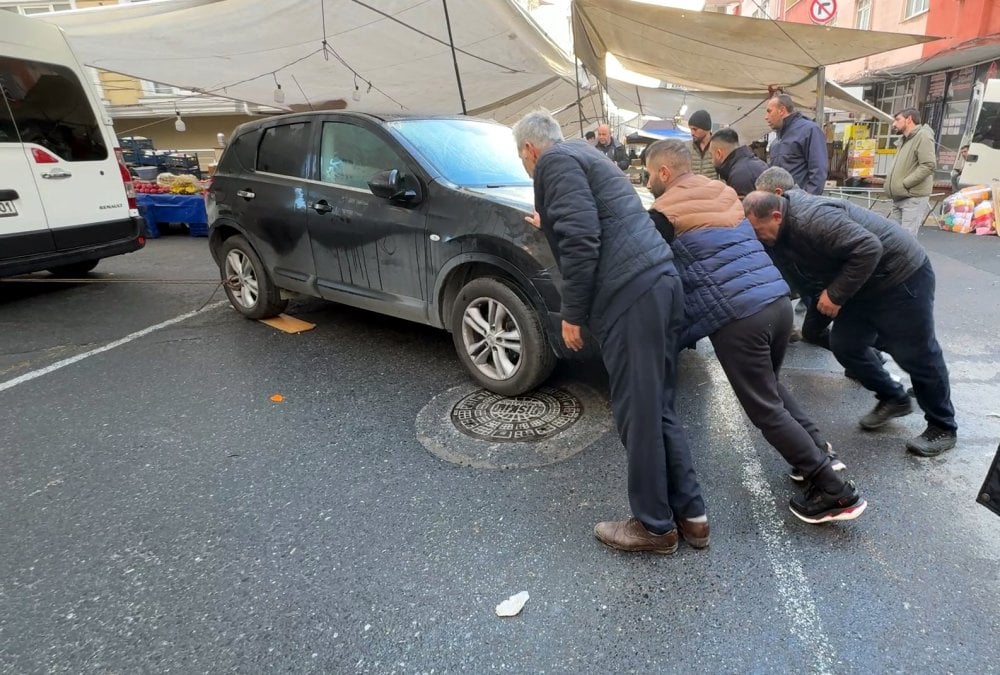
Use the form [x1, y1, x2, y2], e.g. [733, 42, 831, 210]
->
[31, 147, 59, 164]
[114, 148, 137, 210]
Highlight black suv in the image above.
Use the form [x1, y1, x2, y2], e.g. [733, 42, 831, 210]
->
[207, 111, 576, 395]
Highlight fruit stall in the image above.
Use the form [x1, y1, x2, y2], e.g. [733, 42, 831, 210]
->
[134, 174, 209, 238]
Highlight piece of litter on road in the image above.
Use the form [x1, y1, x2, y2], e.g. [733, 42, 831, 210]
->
[495, 591, 529, 617]
[270, 394, 284, 402]
[259, 314, 316, 334]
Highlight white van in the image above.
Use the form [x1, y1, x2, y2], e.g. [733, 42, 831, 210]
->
[1, 11, 144, 277]
[958, 78, 1000, 188]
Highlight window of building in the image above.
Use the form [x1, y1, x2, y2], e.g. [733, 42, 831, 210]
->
[0, 55, 108, 161]
[256, 122, 311, 178]
[855, 0, 871, 30]
[904, 0, 928, 19]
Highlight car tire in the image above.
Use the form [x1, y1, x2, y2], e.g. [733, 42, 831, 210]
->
[219, 235, 287, 319]
[450, 276, 556, 396]
[48, 259, 99, 277]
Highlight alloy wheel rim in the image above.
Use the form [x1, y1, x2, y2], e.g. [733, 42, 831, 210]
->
[461, 296, 523, 381]
[224, 249, 259, 309]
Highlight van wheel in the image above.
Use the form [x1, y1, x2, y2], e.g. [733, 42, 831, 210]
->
[219, 235, 287, 319]
[48, 260, 99, 277]
[450, 277, 556, 396]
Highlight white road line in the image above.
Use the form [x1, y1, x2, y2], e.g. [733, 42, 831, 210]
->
[0, 301, 227, 393]
[703, 358, 837, 674]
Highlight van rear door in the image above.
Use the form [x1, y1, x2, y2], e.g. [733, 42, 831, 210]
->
[960, 78, 1000, 187]
[0, 79, 54, 257]
[3, 56, 133, 249]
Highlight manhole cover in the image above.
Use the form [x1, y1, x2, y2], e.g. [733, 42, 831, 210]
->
[416, 382, 612, 469]
[450, 386, 582, 442]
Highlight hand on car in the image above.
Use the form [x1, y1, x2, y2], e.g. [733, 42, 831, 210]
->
[562, 321, 584, 351]
[817, 289, 841, 318]
[525, 211, 541, 229]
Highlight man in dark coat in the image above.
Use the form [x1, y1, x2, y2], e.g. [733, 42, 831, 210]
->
[765, 94, 828, 195]
[513, 110, 708, 554]
[744, 190, 958, 457]
[594, 123, 631, 171]
[711, 127, 769, 197]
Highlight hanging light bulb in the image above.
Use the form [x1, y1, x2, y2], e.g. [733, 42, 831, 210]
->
[174, 111, 186, 133]
[678, 103, 689, 116]
[352, 73, 361, 102]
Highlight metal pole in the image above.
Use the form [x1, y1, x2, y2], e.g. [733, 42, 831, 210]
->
[575, 57, 585, 136]
[816, 65, 826, 124]
[441, 0, 467, 115]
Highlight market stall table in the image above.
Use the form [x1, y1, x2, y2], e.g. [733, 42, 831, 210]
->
[135, 192, 208, 238]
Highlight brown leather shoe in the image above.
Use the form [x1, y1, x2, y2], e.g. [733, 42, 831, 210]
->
[593, 517, 678, 554]
[677, 518, 710, 549]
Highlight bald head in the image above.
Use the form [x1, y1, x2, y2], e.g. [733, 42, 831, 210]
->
[596, 123, 612, 146]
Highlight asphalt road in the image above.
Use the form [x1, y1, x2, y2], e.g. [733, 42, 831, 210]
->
[1, 228, 998, 674]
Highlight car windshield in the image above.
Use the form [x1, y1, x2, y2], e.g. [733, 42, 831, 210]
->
[389, 119, 532, 187]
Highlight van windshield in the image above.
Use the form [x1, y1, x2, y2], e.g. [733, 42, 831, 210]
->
[389, 119, 532, 187]
[0, 56, 108, 162]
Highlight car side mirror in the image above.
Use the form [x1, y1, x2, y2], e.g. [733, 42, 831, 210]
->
[368, 169, 420, 204]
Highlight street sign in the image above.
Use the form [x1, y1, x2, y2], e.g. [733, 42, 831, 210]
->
[810, 0, 837, 24]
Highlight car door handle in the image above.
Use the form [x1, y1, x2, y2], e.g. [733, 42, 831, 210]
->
[40, 168, 72, 179]
[236, 189, 255, 200]
[310, 200, 334, 214]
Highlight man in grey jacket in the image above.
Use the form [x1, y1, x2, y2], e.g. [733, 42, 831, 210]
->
[744, 189, 958, 458]
[884, 108, 937, 238]
[514, 110, 708, 554]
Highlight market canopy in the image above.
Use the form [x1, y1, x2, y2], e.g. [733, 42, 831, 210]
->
[572, 0, 938, 121]
[40, 0, 589, 128]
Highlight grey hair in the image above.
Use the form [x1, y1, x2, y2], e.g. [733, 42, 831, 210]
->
[512, 110, 564, 151]
[755, 166, 796, 193]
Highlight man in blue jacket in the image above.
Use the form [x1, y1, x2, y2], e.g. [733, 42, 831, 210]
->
[645, 140, 865, 525]
[513, 110, 708, 554]
[765, 94, 828, 195]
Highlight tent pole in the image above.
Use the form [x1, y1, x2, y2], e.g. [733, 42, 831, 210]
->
[441, 0, 468, 115]
[816, 65, 826, 124]
[575, 57, 585, 136]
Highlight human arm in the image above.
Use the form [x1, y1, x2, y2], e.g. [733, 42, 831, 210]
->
[903, 133, 937, 190]
[614, 144, 631, 171]
[804, 204, 883, 304]
[535, 152, 600, 327]
[802, 124, 829, 195]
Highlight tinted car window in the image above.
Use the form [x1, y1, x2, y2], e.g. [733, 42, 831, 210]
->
[257, 122, 311, 178]
[320, 122, 407, 189]
[971, 101, 1000, 148]
[0, 55, 108, 161]
[390, 119, 531, 187]
[218, 128, 260, 173]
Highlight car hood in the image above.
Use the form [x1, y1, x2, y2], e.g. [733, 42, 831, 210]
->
[462, 185, 534, 211]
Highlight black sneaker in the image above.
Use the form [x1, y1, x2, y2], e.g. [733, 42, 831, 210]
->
[906, 425, 957, 457]
[789, 443, 847, 482]
[789, 481, 867, 524]
[859, 397, 913, 430]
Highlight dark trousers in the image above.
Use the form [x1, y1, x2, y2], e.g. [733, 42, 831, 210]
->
[830, 261, 956, 431]
[710, 298, 843, 491]
[600, 274, 705, 533]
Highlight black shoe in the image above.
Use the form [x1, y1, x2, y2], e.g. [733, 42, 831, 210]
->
[789, 442, 847, 482]
[859, 398, 913, 430]
[789, 480, 867, 524]
[789, 329, 803, 343]
[906, 425, 957, 457]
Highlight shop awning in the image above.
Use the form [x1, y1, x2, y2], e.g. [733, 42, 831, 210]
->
[572, 0, 937, 119]
[845, 35, 1000, 84]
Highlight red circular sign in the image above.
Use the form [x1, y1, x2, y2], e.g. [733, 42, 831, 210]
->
[810, 0, 837, 24]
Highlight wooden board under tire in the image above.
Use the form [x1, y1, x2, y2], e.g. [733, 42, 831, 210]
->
[259, 314, 316, 334]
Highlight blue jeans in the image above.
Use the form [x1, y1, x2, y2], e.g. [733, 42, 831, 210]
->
[830, 261, 956, 431]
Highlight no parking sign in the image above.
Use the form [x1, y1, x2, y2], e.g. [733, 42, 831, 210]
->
[810, 0, 837, 24]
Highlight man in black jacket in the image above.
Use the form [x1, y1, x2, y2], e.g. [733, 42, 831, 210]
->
[514, 110, 708, 554]
[711, 127, 769, 197]
[744, 190, 958, 458]
[594, 123, 631, 171]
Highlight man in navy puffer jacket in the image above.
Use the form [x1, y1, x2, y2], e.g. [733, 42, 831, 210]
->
[514, 111, 707, 554]
[645, 139, 866, 525]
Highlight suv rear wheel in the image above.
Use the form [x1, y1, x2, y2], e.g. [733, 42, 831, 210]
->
[219, 235, 287, 319]
[450, 277, 555, 396]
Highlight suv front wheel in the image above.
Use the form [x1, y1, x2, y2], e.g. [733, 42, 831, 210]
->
[450, 277, 555, 396]
[218, 235, 287, 319]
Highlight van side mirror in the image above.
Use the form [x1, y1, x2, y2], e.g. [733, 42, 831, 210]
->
[368, 169, 420, 204]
